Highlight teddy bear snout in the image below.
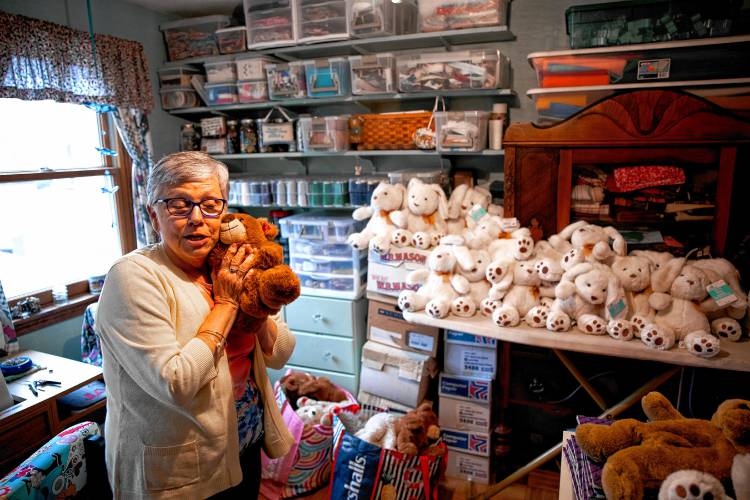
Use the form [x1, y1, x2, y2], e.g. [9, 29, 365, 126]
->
[629, 273, 637, 278]
[687, 280, 695, 286]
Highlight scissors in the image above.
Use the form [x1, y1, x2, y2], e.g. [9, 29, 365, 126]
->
[26, 379, 61, 396]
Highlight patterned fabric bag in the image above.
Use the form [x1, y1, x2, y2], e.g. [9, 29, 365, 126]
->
[260, 370, 358, 498]
[330, 406, 447, 500]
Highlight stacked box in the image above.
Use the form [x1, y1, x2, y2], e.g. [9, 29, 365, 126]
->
[366, 247, 431, 298]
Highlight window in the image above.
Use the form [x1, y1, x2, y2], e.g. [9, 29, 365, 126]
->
[0, 99, 135, 303]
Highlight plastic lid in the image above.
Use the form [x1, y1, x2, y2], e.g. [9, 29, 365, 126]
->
[204, 60, 236, 67]
[216, 26, 247, 33]
[160, 14, 231, 31]
[158, 65, 201, 73]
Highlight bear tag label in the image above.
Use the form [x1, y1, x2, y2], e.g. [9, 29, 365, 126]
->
[607, 298, 626, 319]
[469, 206, 488, 223]
[706, 280, 738, 307]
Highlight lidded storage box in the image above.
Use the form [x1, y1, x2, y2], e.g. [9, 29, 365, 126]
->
[160, 15, 231, 61]
[298, 115, 351, 152]
[297, 0, 351, 43]
[280, 212, 367, 299]
[204, 61, 237, 84]
[245, 0, 297, 49]
[257, 107, 297, 152]
[266, 61, 307, 100]
[349, 53, 397, 94]
[350, 0, 417, 37]
[418, 0, 507, 32]
[160, 88, 200, 110]
[158, 65, 201, 88]
[237, 80, 268, 103]
[205, 83, 238, 105]
[235, 56, 276, 81]
[304, 58, 351, 98]
[435, 111, 489, 152]
[397, 49, 509, 92]
[215, 26, 248, 54]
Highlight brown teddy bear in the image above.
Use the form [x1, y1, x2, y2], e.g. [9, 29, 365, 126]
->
[394, 402, 442, 456]
[207, 213, 301, 333]
[279, 371, 349, 410]
[576, 392, 750, 500]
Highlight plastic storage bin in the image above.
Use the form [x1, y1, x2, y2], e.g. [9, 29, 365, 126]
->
[215, 26, 248, 54]
[298, 116, 351, 152]
[350, 0, 417, 37]
[266, 61, 307, 100]
[205, 83, 239, 105]
[418, 0, 507, 32]
[297, 0, 351, 43]
[158, 65, 201, 88]
[236, 56, 276, 81]
[205, 61, 238, 84]
[349, 54, 397, 94]
[237, 80, 269, 102]
[387, 168, 448, 188]
[245, 0, 296, 49]
[160, 15, 231, 61]
[160, 88, 200, 110]
[565, 0, 747, 49]
[304, 58, 351, 98]
[435, 111, 489, 152]
[397, 49, 509, 92]
[281, 212, 365, 242]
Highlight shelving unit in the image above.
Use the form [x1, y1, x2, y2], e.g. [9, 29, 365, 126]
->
[213, 149, 504, 160]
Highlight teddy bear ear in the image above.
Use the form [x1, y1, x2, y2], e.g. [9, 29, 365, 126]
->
[258, 218, 279, 241]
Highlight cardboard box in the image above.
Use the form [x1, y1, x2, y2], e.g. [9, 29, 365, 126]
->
[444, 330, 498, 380]
[367, 299, 440, 357]
[359, 341, 437, 408]
[446, 450, 493, 485]
[438, 373, 494, 433]
[366, 247, 430, 298]
[441, 427, 491, 457]
[357, 390, 413, 413]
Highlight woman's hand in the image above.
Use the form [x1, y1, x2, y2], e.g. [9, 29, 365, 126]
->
[212, 243, 255, 308]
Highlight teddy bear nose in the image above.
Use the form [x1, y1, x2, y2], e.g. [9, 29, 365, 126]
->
[687, 280, 694, 285]
[471, 267, 477, 273]
[629, 273, 637, 278]
[591, 295, 598, 301]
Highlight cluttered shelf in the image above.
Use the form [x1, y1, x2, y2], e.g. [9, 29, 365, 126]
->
[401, 311, 750, 372]
[213, 149, 504, 160]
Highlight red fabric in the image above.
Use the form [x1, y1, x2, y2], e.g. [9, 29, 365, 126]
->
[606, 166, 685, 193]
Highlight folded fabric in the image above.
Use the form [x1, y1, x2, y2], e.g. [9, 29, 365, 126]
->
[572, 202, 610, 216]
[607, 166, 685, 193]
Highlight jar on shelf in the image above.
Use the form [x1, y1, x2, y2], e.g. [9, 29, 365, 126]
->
[226, 120, 239, 154]
[239, 119, 258, 154]
[180, 123, 200, 151]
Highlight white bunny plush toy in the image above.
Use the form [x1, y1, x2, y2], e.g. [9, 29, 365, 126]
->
[398, 235, 471, 318]
[491, 259, 550, 328]
[446, 185, 504, 236]
[347, 181, 406, 254]
[691, 258, 748, 341]
[390, 178, 450, 250]
[546, 262, 625, 335]
[471, 215, 535, 260]
[452, 248, 491, 318]
[549, 220, 627, 271]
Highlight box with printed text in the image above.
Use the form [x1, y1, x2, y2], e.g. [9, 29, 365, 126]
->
[366, 247, 430, 298]
[443, 331, 498, 380]
[446, 449, 493, 485]
[438, 373, 493, 433]
[367, 299, 440, 357]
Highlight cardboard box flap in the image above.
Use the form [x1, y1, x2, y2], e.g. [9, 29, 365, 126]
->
[362, 341, 436, 382]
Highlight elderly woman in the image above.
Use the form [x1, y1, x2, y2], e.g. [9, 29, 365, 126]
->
[97, 152, 295, 499]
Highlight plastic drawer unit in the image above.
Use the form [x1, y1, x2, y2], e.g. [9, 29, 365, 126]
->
[435, 111, 490, 152]
[418, 0, 508, 32]
[351, 0, 418, 38]
[280, 212, 366, 299]
[397, 49, 509, 92]
[298, 115, 351, 152]
[266, 61, 307, 100]
[205, 82, 238, 105]
[304, 58, 351, 98]
[204, 61, 237, 84]
[160, 15, 231, 61]
[215, 26, 247, 54]
[297, 0, 351, 43]
[349, 53, 397, 94]
[245, 0, 297, 49]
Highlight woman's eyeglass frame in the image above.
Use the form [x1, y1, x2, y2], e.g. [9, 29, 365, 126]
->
[156, 197, 227, 218]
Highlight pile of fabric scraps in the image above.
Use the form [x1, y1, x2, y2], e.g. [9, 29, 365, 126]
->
[571, 166, 609, 217]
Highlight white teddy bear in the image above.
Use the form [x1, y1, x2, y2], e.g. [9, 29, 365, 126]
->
[398, 235, 471, 318]
[608, 254, 657, 341]
[354, 412, 398, 450]
[446, 185, 503, 236]
[546, 262, 624, 335]
[691, 258, 748, 340]
[295, 397, 353, 427]
[630, 250, 674, 273]
[452, 249, 491, 318]
[391, 178, 450, 250]
[549, 221, 627, 271]
[473, 216, 535, 261]
[347, 181, 406, 254]
[491, 259, 551, 328]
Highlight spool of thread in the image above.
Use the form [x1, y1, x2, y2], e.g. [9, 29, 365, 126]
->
[275, 180, 286, 206]
[286, 180, 297, 207]
[489, 120, 503, 150]
[297, 180, 308, 207]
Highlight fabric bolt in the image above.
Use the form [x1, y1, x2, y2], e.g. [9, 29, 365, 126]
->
[608, 166, 686, 193]
[0, 11, 153, 112]
[572, 202, 610, 216]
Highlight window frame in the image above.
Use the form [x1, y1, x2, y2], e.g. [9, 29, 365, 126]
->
[2, 112, 137, 335]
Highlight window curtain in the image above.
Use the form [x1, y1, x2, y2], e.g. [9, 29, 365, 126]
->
[1, 10, 157, 247]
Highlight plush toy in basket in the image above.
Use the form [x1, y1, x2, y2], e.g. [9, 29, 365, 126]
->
[260, 370, 359, 499]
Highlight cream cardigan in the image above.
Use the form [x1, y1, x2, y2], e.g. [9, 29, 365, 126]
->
[97, 244, 295, 499]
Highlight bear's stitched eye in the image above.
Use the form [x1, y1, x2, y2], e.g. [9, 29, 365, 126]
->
[601, 288, 606, 293]
[383, 192, 388, 196]
[586, 283, 591, 287]
[424, 197, 428, 201]
[638, 268, 641, 272]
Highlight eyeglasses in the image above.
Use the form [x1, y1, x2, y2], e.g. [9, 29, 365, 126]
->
[156, 198, 227, 218]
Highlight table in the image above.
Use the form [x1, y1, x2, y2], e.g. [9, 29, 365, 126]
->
[0, 350, 104, 474]
[402, 311, 750, 499]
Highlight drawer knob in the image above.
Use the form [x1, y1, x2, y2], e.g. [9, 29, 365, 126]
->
[312, 313, 324, 322]
[323, 351, 333, 360]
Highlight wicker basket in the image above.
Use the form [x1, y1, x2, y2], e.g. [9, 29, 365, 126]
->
[350, 111, 432, 150]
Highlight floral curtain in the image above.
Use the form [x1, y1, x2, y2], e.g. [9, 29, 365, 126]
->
[114, 108, 159, 247]
[0, 11, 153, 111]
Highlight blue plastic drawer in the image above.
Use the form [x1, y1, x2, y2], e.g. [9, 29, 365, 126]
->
[285, 295, 357, 336]
[288, 331, 357, 373]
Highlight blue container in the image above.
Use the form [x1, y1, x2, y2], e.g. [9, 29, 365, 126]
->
[304, 58, 351, 98]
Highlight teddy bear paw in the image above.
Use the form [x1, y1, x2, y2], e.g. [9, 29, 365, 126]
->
[579, 317, 607, 335]
[431, 232, 445, 247]
[371, 239, 390, 255]
[485, 262, 506, 284]
[684, 332, 721, 358]
[710, 318, 742, 342]
[561, 248, 581, 270]
[525, 306, 549, 328]
[546, 313, 570, 332]
[398, 292, 416, 312]
[412, 232, 431, 249]
[641, 325, 675, 351]
[607, 320, 633, 341]
[516, 236, 534, 259]
[480, 298, 499, 316]
[658, 469, 726, 500]
[391, 230, 410, 247]
[493, 307, 519, 327]
[426, 301, 448, 319]
[452, 297, 476, 317]
[630, 315, 647, 336]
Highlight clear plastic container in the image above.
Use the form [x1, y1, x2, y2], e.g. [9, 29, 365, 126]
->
[266, 61, 307, 99]
[245, 1, 296, 49]
[349, 53, 396, 94]
[350, 0, 418, 37]
[291, 253, 367, 274]
[387, 168, 448, 188]
[160, 15, 231, 61]
[397, 49, 509, 92]
[348, 175, 387, 205]
[205, 61, 237, 84]
[297, 0, 351, 43]
[304, 58, 351, 98]
[201, 137, 228, 154]
[294, 271, 365, 297]
[235, 56, 276, 81]
[237, 80, 269, 102]
[280, 212, 365, 243]
[298, 116, 351, 152]
[205, 83, 239, 105]
[527, 87, 616, 124]
[215, 26, 248, 54]
[418, 0, 507, 32]
[158, 65, 201, 88]
[435, 111, 489, 152]
[160, 88, 200, 110]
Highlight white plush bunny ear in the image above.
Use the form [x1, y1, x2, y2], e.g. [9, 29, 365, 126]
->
[651, 257, 686, 293]
[407, 177, 424, 190]
[557, 220, 588, 241]
[393, 182, 408, 208]
[448, 184, 469, 219]
[434, 185, 450, 220]
[562, 262, 593, 282]
[473, 186, 493, 206]
[603, 226, 627, 256]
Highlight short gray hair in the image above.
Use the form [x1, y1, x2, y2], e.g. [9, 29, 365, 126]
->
[147, 152, 229, 206]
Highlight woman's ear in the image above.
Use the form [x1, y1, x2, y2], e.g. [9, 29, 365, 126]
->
[147, 205, 160, 233]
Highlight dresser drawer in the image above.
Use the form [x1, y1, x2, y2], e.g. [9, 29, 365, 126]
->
[285, 296, 365, 337]
[289, 331, 357, 374]
[268, 364, 357, 395]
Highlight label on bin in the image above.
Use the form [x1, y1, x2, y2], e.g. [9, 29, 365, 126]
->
[637, 58, 670, 80]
